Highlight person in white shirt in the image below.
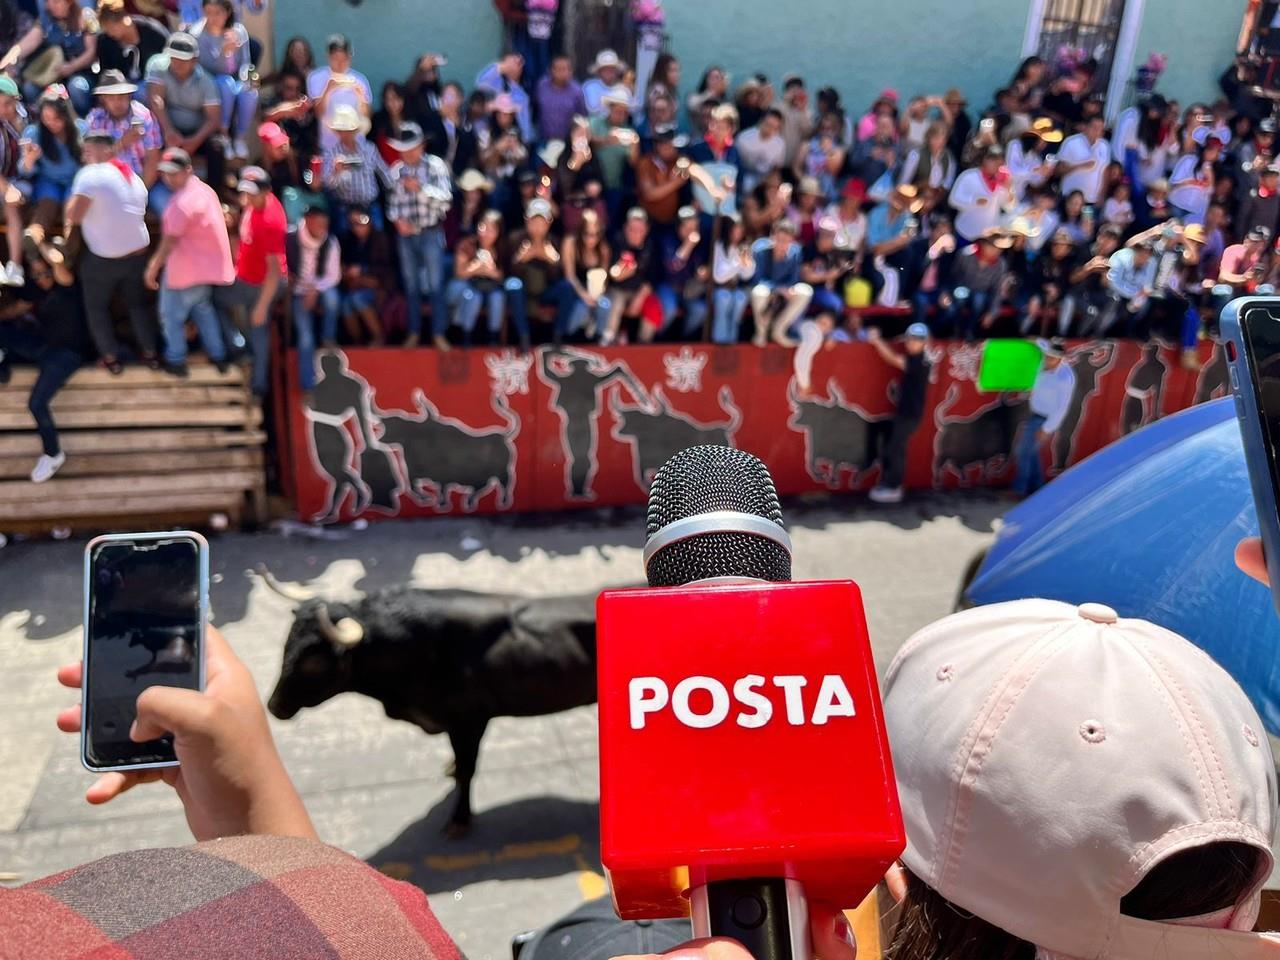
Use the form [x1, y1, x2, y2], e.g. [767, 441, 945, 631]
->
[1005, 121, 1060, 199]
[64, 131, 156, 373]
[1102, 240, 1158, 335]
[710, 213, 755, 343]
[582, 49, 627, 117]
[949, 144, 1016, 243]
[1168, 137, 1222, 224]
[1013, 338, 1076, 496]
[736, 108, 787, 195]
[1056, 115, 1111, 204]
[306, 33, 372, 152]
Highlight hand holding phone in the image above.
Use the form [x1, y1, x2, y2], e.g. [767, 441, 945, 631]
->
[67, 556, 315, 840]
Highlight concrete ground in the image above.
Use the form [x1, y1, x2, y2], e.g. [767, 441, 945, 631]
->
[0, 494, 1002, 960]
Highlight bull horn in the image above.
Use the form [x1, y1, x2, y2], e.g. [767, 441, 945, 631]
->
[253, 564, 316, 603]
[316, 603, 365, 648]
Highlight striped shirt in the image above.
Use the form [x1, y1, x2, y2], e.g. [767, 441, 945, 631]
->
[386, 154, 453, 231]
[321, 137, 383, 206]
[86, 102, 163, 176]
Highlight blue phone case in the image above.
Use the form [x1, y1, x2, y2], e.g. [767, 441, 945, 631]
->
[1221, 297, 1280, 617]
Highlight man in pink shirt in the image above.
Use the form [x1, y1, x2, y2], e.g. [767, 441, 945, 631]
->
[144, 146, 235, 376]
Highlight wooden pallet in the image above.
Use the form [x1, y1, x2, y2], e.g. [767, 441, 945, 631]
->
[0, 362, 266, 535]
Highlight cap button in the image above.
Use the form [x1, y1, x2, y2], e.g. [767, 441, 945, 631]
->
[1078, 602, 1118, 624]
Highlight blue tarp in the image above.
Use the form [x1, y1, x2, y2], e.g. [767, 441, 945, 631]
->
[966, 398, 1280, 733]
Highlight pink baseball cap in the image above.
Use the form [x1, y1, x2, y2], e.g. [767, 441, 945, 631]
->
[257, 121, 290, 148]
[883, 599, 1279, 959]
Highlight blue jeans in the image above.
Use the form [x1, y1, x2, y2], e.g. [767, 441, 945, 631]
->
[342, 287, 378, 316]
[159, 283, 227, 365]
[293, 287, 341, 390]
[1013, 413, 1047, 496]
[655, 284, 711, 340]
[0, 322, 81, 456]
[554, 281, 611, 341]
[397, 227, 446, 337]
[446, 279, 528, 344]
[214, 74, 259, 138]
[945, 287, 993, 341]
[712, 288, 749, 343]
[810, 286, 844, 316]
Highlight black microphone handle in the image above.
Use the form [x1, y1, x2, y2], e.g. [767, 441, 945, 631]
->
[691, 877, 810, 960]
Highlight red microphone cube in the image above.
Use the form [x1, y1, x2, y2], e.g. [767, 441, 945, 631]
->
[597, 580, 904, 919]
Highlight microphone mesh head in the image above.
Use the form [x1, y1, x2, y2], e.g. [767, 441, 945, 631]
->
[645, 445, 791, 587]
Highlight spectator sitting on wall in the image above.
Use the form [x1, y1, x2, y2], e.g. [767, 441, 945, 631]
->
[321, 103, 382, 228]
[654, 205, 709, 342]
[750, 217, 812, 347]
[445, 208, 522, 348]
[0, 74, 27, 288]
[261, 70, 317, 168]
[145, 146, 234, 377]
[476, 51, 532, 142]
[506, 196, 561, 351]
[582, 48, 626, 117]
[736, 107, 786, 196]
[536, 54, 585, 144]
[942, 229, 1014, 341]
[0, 236, 89, 483]
[602, 206, 657, 346]
[145, 32, 223, 209]
[18, 86, 85, 248]
[95, 0, 170, 94]
[1102, 237, 1158, 336]
[338, 205, 392, 346]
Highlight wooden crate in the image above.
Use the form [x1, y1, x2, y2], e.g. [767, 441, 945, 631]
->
[0, 362, 267, 535]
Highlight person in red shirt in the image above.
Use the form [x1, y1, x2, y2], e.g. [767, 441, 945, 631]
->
[213, 165, 287, 397]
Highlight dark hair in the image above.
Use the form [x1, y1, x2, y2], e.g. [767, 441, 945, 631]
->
[886, 845, 1262, 960]
[37, 92, 80, 164]
[763, 107, 784, 125]
[202, 0, 236, 25]
[696, 66, 724, 94]
[1011, 55, 1044, 85]
[47, 0, 84, 31]
[650, 52, 678, 94]
[280, 36, 314, 81]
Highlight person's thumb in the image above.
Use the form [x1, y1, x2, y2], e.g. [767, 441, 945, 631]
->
[132, 685, 216, 743]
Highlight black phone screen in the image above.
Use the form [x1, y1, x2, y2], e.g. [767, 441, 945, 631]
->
[85, 537, 203, 769]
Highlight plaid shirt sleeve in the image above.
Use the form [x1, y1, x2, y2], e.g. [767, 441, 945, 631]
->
[0, 835, 464, 959]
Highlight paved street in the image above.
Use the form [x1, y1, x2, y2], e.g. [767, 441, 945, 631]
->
[0, 494, 1002, 960]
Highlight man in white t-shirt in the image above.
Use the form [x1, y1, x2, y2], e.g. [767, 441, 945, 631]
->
[306, 33, 372, 152]
[1056, 115, 1111, 204]
[736, 108, 787, 194]
[948, 145, 1016, 243]
[64, 131, 156, 370]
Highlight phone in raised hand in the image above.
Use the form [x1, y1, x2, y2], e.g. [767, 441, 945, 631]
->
[81, 532, 208, 772]
[1223, 298, 1280, 616]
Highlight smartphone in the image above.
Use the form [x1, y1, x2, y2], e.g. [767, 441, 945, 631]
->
[81, 532, 208, 772]
[1223, 298, 1280, 615]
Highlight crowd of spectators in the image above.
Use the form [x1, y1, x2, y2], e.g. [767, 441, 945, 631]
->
[0, 2, 1278, 483]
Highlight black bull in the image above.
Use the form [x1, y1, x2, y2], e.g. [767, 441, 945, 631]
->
[266, 585, 598, 835]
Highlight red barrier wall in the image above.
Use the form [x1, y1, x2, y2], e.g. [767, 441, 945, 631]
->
[284, 340, 1227, 522]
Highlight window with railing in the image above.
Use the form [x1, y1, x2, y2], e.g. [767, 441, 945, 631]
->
[1034, 0, 1129, 95]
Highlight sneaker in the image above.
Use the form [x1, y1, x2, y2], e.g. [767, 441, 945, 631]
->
[402, 332, 420, 349]
[232, 137, 249, 160]
[161, 360, 190, 378]
[432, 334, 451, 352]
[30, 451, 65, 483]
[213, 358, 230, 375]
[868, 485, 903, 504]
[3, 261, 23, 286]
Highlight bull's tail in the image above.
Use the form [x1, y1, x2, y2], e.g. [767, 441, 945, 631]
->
[493, 391, 520, 439]
[934, 383, 961, 429]
[827, 378, 846, 408]
[718, 386, 742, 436]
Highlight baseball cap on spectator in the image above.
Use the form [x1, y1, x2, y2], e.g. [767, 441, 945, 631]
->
[457, 169, 493, 193]
[588, 49, 625, 74]
[328, 104, 363, 132]
[884, 599, 1277, 959]
[92, 69, 136, 95]
[1248, 225, 1272, 244]
[83, 129, 114, 145]
[877, 87, 899, 104]
[526, 197, 553, 221]
[327, 33, 352, 54]
[157, 147, 192, 174]
[1264, 163, 1280, 178]
[1041, 336, 1068, 357]
[236, 165, 271, 194]
[798, 176, 824, 197]
[841, 178, 867, 202]
[0, 75, 18, 99]
[164, 32, 199, 61]
[301, 194, 330, 217]
[387, 122, 425, 151]
[905, 322, 930, 339]
[652, 124, 688, 148]
[257, 121, 290, 148]
[625, 207, 648, 224]
[677, 205, 698, 222]
[1260, 118, 1278, 136]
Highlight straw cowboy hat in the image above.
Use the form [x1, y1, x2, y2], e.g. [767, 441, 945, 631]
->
[327, 103, 368, 134]
[456, 169, 493, 193]
[589, 49, 626, 74]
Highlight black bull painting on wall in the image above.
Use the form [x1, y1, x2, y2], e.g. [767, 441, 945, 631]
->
[287, 341, 1222, 520]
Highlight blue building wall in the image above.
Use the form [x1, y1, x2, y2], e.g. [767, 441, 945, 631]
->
[272, 0, 1242, 120]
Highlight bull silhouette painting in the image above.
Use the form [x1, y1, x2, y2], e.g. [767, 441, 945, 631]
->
[609, 385, 742, 488]
[1052, 342, 1116, 471]
[787, 380, 883, 489]
[376, 389, 519, 511]
[124, 627, 196, 680]
[933, 385, 1029, 486]
[1121, 341, 1168, 436]
[539, 349, 644, 500]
